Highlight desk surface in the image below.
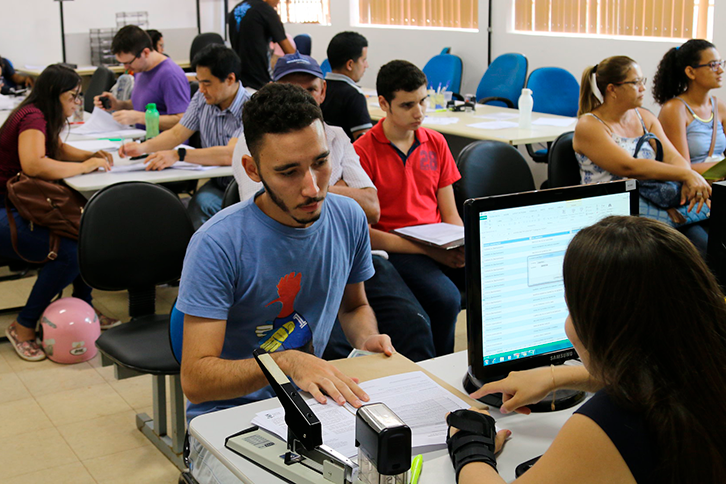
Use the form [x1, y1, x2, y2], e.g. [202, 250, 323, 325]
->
[18, 61, 191, 78]
[189, 351, 583, 483]
[367, 98, 576, 146]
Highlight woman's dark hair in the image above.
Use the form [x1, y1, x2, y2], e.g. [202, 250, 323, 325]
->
[563, 216, 726, 483]
[578, 56, 636, 116]
[146, 29, 163, 51]
[0, 64, 81, 159]
[652, 39, 716, 105]
[376, 60, 427, 105]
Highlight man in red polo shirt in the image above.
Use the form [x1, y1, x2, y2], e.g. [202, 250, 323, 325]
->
[354, 60, 463, 356]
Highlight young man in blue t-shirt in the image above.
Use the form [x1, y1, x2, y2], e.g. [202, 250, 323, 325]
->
[177, 82, 393, 482]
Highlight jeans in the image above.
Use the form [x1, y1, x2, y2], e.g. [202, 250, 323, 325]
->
[0, 202, 92, 329]
[187, 181, 225, 231]
[323, 255, 436, 362]
[679, 221, 708, 258]
[387, 253, 461, 356]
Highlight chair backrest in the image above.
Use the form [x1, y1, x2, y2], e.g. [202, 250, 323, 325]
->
[475, 53, 528, 108]
[189, 80, 199, 98]
[321, 58, 331, 77]
[294, 33, 312, 55]
[222, 178, 241, 209]
[422, 53, 463, 94]
[78, 182, 195, 295]
[547, 131, 581, 188]
[190, 32, 225, 62]
[440, 47, 451, 54]
[454, 141, 535, 218]
[526, 67, 580, 117]
[84, 66, 116, 113]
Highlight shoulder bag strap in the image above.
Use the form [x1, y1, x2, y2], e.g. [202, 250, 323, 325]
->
[709, 96, 718, 158]
[633, 132, 664, 162]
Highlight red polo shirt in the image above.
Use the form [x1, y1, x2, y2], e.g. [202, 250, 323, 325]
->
[354, 120, 461, 233]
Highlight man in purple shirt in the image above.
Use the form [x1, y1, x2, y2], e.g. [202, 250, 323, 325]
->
[93, 25, 190, 130]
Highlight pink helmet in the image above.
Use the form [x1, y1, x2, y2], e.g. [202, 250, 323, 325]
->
[41, 298, 101, 364]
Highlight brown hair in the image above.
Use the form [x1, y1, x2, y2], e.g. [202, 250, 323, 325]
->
[578, 56, 636, 116]
[563, 216, 726, 483]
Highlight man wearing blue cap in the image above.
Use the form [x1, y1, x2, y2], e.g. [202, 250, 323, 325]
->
[233, 53, 437, 363]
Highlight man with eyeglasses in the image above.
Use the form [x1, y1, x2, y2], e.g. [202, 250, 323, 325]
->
[93, 25, 190, 130]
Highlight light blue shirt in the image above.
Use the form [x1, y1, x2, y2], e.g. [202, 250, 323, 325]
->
[179, 82, 250, 147]
[177, 193, 374, 421]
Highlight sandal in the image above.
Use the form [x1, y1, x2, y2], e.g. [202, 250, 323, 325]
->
[5, 322, 46, 362]
[95, 309, 122, 330]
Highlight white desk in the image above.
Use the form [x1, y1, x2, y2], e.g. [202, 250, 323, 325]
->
[367, 98, 576, 146]
[17, 61, 191, 78]
[189, 351, 583, 483]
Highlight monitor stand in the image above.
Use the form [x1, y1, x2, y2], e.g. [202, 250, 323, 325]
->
[463, 367, 586, 413]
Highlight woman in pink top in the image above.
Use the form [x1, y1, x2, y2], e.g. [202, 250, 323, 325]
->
[0, 64, 119, 361]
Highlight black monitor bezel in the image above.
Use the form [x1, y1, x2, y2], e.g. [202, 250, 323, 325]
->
[464, 180, 639, 382]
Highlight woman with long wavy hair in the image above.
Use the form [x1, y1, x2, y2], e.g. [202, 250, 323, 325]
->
[447, 216, 726, 484]
[0, 64, 119, 361]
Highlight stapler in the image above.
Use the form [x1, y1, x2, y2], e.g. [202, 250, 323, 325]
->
[225, 349, 411, 484]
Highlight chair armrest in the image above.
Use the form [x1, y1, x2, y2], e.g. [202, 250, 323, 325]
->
[525, 142, 551, 163]
[477, 96, 514, 108]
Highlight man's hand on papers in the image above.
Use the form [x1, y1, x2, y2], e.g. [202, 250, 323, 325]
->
[112, 109, 144, 126]
[424, 245, 465, 269]
[145, 150, 179, 171]
[359, 334, 395, 357]
[277, 350, 370, 408]
[118, 142, 144, 158]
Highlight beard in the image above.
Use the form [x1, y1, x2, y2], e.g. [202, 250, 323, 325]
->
[259, 177, 325, 226]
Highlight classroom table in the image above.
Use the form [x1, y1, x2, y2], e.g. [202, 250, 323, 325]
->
[366, 97, 577, 146]
[189, 351, 584, 484]
[17, 61, 191, 78]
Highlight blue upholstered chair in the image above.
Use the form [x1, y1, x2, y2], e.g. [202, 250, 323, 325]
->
[475, 53, 528, 108]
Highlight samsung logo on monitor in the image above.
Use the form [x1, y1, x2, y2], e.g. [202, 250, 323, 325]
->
[550, 350, 576, 361]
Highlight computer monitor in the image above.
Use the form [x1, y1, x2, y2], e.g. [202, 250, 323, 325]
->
[463, 180, 638, 410]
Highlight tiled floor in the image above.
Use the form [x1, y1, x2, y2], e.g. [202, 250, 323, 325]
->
[0, 268, 468, 483]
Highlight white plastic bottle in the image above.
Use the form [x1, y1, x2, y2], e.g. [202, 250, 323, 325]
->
[518, 88, 533, 129]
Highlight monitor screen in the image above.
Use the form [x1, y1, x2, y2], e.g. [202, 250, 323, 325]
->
[464, 180, 638, 386]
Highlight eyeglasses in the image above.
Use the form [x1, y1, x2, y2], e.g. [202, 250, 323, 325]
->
[119, 52, 141, 67]
[615, 77, 647, 87]
[694, 60, 725, 72]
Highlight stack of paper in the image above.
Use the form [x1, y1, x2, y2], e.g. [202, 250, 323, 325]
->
[393, 222, 464, 249]
[71, 107, 145, 138]
[251, 371, 470, 459]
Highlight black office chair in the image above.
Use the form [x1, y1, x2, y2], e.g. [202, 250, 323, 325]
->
[546, 132, 580, 189]
[293, 33, 312, 55]
[454, 140, 536, 218]
[221, 178, 240, 209]
[189, 33, 225, 62]
[84, 66, 116, 113]
[78, 182, 195, 470]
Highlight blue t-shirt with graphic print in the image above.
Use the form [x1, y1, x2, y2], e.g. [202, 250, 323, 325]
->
[177, 192, 374, 422]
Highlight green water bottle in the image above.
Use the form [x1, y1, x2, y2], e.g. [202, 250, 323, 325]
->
[145, 103, 160, 139]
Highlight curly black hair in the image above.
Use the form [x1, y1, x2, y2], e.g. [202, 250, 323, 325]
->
[652, 39, 716, 105]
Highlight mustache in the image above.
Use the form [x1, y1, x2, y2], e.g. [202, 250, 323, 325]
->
[296, 197, 324, 209]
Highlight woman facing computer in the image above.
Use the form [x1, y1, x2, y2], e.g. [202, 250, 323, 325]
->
[446, 216, 726, 484]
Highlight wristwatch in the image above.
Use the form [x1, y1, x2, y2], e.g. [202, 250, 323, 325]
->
[177, 147, 187, 162]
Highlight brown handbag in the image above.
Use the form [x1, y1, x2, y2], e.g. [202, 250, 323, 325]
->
[5, 173, 86, 263]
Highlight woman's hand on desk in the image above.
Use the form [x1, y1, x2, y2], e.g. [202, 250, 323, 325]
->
[90, 150, 114, 165]
[471, 368, 556, 415]
[81, 156, 112, 173]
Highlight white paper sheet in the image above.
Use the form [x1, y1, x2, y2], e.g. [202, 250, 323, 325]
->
[532, 117, 577, 127]
[473, 112, 519, 120]
[251, 371, 470, 458]
[65, 139, 122, 152]
[0, 94, 17, 110]
[71, 107, 136, 135]
[423, 117, 460, 126]
[394, 223, 464, 246]
[467, 120, 519, 130]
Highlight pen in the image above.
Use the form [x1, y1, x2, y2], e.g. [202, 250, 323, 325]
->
[410, 454, 423, 484]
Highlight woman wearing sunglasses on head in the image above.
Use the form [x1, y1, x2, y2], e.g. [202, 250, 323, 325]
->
[572, 55, 711, 253]
[447, 216, 726, 484]
[653, 40, 726, 172]
[0, 64, 119, 361]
